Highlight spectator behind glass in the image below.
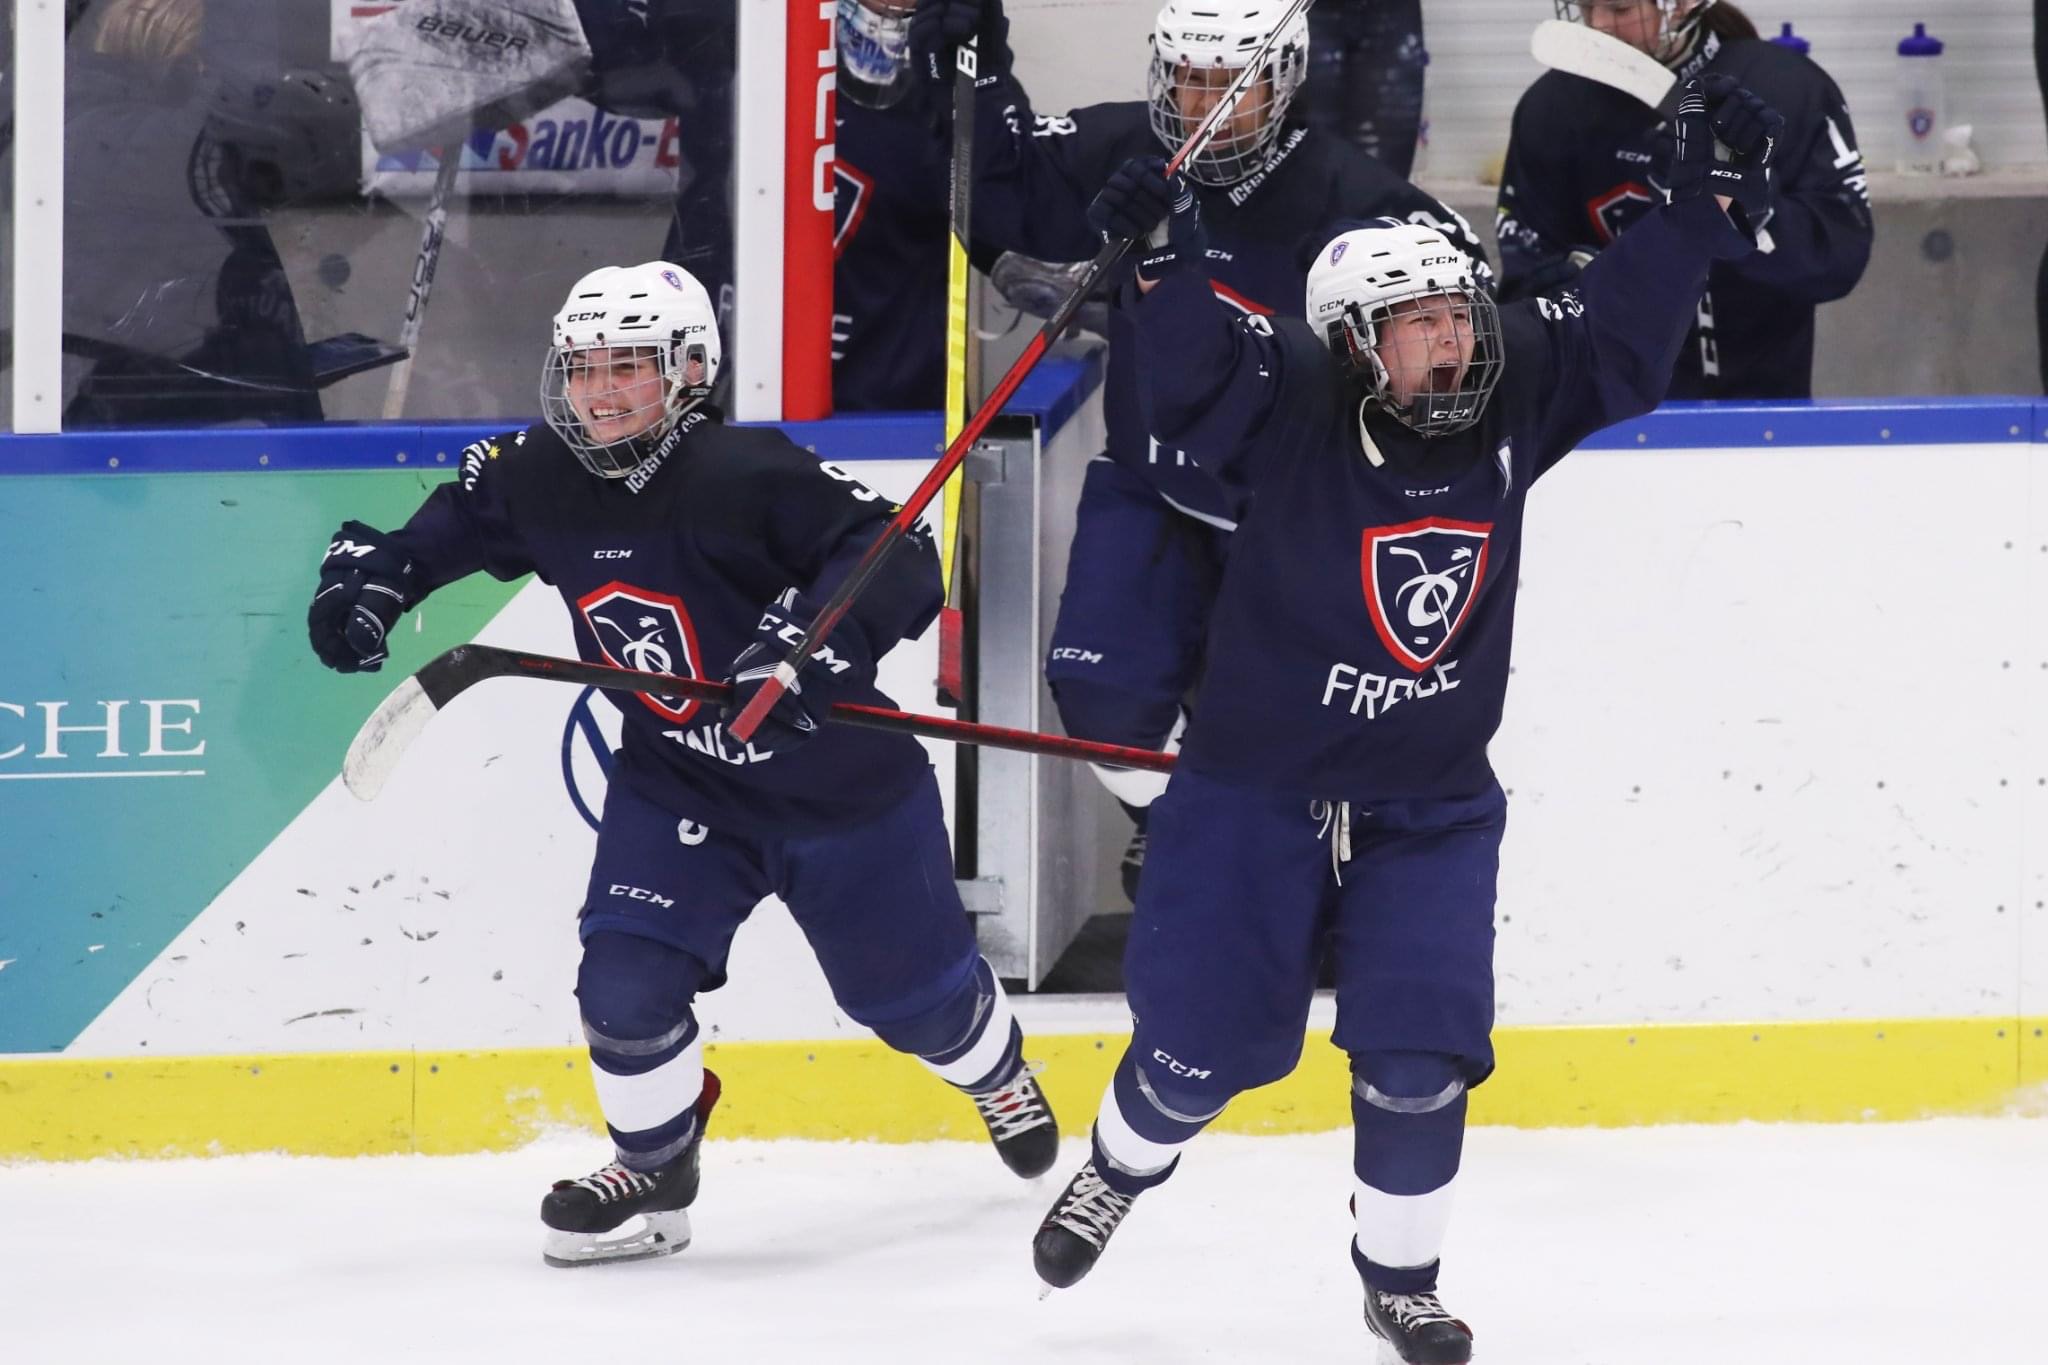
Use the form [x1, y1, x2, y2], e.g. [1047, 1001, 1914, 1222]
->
[1497, 1, 1872, 400]
[1299, 0, 1426, 177]
[58, 0, 361, 427]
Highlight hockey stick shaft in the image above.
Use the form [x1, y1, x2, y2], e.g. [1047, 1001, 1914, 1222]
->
[343, 643, 1171, 802]
[934, 34, 980, 704]
[380, 146, 461, 419]
[729, 0, 1317, 742]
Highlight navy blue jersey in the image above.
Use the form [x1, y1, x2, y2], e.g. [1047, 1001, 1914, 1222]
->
[1132, 197, 1752, 801]
[965, 71, 1490, 527]
[387, 416, 942, 836]
[1497, 33, 1872, 400]
[834, 97, 955, 411]
[833, 91, 1007, 412]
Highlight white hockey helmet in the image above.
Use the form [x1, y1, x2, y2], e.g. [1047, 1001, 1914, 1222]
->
[1147, 0, 1312, 187]
[838, 0, 916, 110]
[1305, 221, 1503, 438]
[1553, 0, 1718, 66]
[540, 262, 722, 480]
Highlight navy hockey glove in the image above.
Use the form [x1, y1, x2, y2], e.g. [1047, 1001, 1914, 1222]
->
[908, 0, 1011, 86]
[721, 589, 877, 754]
[1087, 157, 1207, 282]
[1658, 76, 1781, 222]
[308, 520, 416, 674]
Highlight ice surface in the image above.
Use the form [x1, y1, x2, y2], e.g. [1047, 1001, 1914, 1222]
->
[4, 1119, 2044, 1363]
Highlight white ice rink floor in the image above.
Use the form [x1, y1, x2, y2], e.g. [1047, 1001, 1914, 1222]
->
[5, 1119, 2044, 1365]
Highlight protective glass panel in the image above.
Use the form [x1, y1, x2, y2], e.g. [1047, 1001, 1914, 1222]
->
[56, 0, 735, 428]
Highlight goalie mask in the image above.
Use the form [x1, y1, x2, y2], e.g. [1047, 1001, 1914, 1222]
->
[1147, 0, 1311, 187]
[1306, 222, 1503, 439]
[838, 0, 916, 110]
[1553, 0, 1718, 65]
[541, 262, 721, 480]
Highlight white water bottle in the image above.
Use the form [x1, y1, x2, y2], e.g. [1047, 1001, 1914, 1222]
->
[1895, 22, 1946, 173]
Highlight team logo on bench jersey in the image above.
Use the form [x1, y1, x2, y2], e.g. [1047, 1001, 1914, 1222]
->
[576, 582, 706, 723]
[1362, 519, 1492, 672]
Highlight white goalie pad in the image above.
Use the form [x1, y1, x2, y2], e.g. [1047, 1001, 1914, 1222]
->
[347, 0, 594, 154]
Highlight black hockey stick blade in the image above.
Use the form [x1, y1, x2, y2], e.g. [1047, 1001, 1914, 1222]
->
[342, 643, 1174, 802]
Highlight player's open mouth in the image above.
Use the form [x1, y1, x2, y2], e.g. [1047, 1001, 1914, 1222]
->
[1427, 363, 1463, 392]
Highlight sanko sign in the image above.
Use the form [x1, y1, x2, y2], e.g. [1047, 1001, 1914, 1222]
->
[0, 699, 205, 775]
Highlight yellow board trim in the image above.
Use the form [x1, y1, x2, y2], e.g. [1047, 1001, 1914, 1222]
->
[5, 1016, 2043, 1163]
[936, 236, 971, 596]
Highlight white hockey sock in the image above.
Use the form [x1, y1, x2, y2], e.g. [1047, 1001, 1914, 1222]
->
[920, 968, 1019, 1090]
[1354, 1175, 1458, 1271]
[1093, 1074, 1194, 1177]
[1086, 710, 1186, 807]
[591, 1034, 706, 1138]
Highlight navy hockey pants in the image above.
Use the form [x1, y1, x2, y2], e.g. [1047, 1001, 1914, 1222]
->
[577, 767, 979, 1041]
[1123, 768, 1505, 1103]
[1044, 459, 1228, 757]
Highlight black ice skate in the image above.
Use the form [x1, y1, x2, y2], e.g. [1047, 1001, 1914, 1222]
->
[540, 1069, 722, 1268]
[1032, 1160, 1137, 1292]
[967, 1061, 1059, 1178]
[1362, 1286, 1474, 1364]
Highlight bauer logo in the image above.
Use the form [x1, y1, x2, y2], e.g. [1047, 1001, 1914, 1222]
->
[576, 583, 706, 724]
[1361, 519, 1492, 673]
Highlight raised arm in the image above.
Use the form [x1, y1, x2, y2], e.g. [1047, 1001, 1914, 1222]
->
[909, 0, 1125, 262]
[1719, 63, 1872, 304]
[1512, 80, 1772, 467]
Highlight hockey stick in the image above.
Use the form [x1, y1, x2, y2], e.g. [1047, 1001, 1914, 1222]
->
[933, 32, 981, 707]
[380, 147, 462, 419]
[1529, 20, 1680, 116]
[342, 643, 1174, 801]
[730, 0, 1319, 742]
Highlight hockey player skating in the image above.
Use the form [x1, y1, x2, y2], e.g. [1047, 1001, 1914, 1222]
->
[911, 0, 1491, 903]
[305, 261, 1058, 1267]
[1029, 78, 1781, 1362]
[1498, 0, 1870, 398]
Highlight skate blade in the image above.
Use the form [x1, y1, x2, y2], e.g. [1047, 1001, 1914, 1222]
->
[542, 1210, 692, 1268]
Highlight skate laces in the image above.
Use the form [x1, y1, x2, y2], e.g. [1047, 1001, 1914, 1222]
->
[1051, 1164, 1134, 1249]
[566, 1161, 659, 1204]
[1378, 1291, 1457, 1331]
[971, 1060, 1053, 1142]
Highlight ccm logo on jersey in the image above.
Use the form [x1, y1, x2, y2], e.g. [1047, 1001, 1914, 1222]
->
[1049, 647, 1103, 664]
[592, 549, 633, 559]
[609, 884, 675, 908]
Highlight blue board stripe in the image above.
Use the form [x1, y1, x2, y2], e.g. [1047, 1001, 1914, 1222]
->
[0, 373, 2032, 474]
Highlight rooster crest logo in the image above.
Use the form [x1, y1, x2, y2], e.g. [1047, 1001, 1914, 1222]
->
[1360, 519, 1493, 672]
[576, 582, 705, 722]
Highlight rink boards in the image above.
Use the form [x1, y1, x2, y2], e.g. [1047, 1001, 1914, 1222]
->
[4, 389, 2048, 1158]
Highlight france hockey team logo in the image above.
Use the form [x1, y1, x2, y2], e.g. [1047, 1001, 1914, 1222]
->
[1361, 519, 1492, 672]
[576, 582, 706, 723]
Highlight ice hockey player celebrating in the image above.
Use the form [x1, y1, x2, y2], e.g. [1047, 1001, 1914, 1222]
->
[305, 261, 1057, 1267]
[1498, 0, 1871, 398]
[1028, 78, 1781, 1362]
[909, 0, 1492, 903]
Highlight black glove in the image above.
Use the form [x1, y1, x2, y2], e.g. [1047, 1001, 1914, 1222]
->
[308, 520, 416, 673]
[908, 0, 1011, 86]
[721, 589, 877, 754]
[1658, 75, 1782, 221]
[1088, 157, 1208, 281]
